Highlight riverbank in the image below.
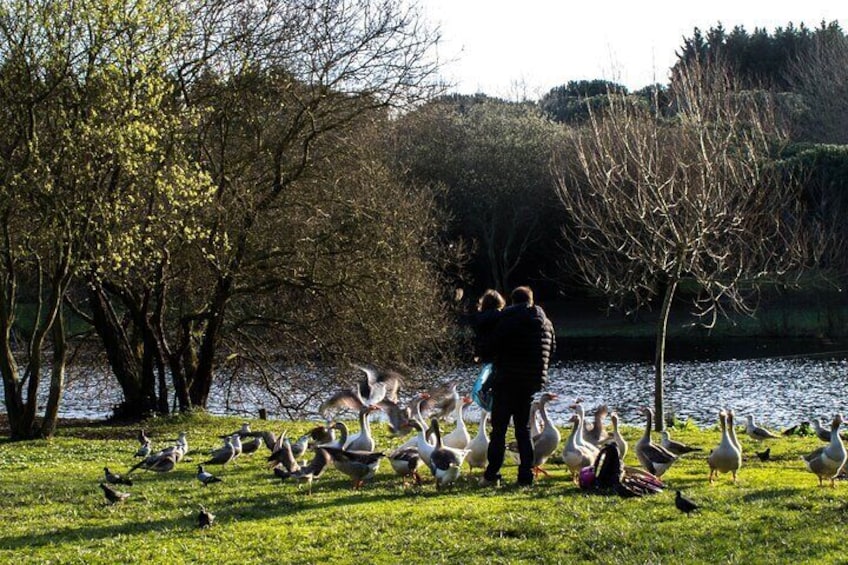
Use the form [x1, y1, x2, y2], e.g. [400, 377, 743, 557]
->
[0, 412, 844, 563]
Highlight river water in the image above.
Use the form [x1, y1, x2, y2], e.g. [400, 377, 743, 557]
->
[22, 356, 848, 430]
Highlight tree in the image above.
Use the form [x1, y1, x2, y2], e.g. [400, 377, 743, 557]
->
[553, 60, 812, 430]
[83, 0, 446, 414]
[392, 97, 565, 294]
[0, 0, 208, 436]
[539, 80, 628, 124]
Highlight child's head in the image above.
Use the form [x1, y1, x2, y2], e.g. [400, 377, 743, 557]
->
[477, 289, 506, 312]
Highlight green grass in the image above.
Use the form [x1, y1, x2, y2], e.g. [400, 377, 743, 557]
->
[0, 413, 844, 564]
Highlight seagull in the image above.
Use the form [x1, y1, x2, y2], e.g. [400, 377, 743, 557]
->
[104, 467, 133, 486]
[219, 423, 251, 440]
[100, 483, 130, 505]
[240, 435, 263, 455]
[198, 506, 215, 528]
[128, 450, 178, 474]
[203, 436, 236, 466]
[756, 447, 771, 462]
[660, 430, 702, 456]
[745, 415, 780, 441]
[675, 490, 700, 516]
[196, 465, 222, 486]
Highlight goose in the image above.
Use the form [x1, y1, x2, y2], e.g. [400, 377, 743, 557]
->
[291, 448, 333, 494]
[322, 446, 385, 489]
[413, 419, 436, 468]
[661, 430, 702, 456]
[802, 413, 847, 487]
[586, 405, 609, 446]
[318, 422, 349, 451]
[561, 414, 597, 481]
[104, 467, 133, 486]
[202, 436, 236, 466]
[344, 405, 381, 452]
[422, 381, 461, 420]
[609, 412, 628, 460]
[319, 363, 403, 416]
[507, 401, 541, 463]
[635, 407, 678, 477]
[388, 446, 422, 486]
[745, 414, 780, 441]
[466, 411, 490, 472]
[707, 411, 742, 484]
[569, 402, 600, 460]
[267, 432, 302, 474]
[531, 392, 561, 477]
[196, 465, 222, 486]
[289, 431, 311, 460]
[427, 418, 469, 489]
[100, 483, 130, 505]
[726, 410, 742, 452]
[443, 395, 473, 450]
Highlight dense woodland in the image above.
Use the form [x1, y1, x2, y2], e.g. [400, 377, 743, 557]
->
[1, 0, 846, 438]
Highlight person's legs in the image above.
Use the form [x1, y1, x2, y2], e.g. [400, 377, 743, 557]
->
[483, 392, 511, 482]
[513, 393, 534, 485]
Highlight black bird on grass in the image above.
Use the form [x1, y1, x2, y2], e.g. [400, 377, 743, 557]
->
[100, 482, 130, 505]
[104, 467, 133, 486]
[198, 505, 215, 528]
[674, 490, 700, 516]
[196, 465, 222, 486]
[756, 447, 771, 462]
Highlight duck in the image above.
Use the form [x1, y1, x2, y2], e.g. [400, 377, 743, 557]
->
[291, 448, 333, 494]
[322, 446, 385, 489]
[586, 404, 609, 446]
[802, 413, 847, 487]
[388, 445, 422, 486]
[443, 394, 473, 450]
[745, 414, 780, 441]
[427, 418, 469, 489]
[707, 411, 742, 484]
[660, 430, 702, 456]
[635, 407, 678, 477]
[465, 411, 490, 472]
[609, 412, 628, 460]
[561, 413, 597, 481]
[531, 392, 561, 477]
[344, 405, 381, 452]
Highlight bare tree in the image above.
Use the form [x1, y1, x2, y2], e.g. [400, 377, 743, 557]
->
[553, 60, 812, 430]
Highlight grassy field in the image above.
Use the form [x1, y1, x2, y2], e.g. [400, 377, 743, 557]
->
[0, 412, 845, 564]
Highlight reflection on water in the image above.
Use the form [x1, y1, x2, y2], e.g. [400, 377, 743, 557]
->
[15, 357, 848, 429]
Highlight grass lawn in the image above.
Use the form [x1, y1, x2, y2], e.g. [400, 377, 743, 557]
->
[0, 412, 845, 564]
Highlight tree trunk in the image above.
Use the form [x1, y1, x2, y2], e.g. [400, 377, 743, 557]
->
[188, 280, 230, 408]
[654, 278, 678, 432]
[87, 284, 156, 419]
[40, 306, 67, 438]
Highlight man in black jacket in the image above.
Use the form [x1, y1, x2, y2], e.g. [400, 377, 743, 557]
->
[480, 286, 556, 487]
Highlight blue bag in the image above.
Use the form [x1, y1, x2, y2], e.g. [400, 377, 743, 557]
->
[471, 363, 493, 412]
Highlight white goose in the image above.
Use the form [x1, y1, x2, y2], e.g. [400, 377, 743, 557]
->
[443, 395, 473, 450]
[803, 413, 847, 487]
[344, 405, 381, 452]
[562, 414, 597, 481]
[465, 411, 489, 472]
[707, 411, 742, 484]
[635, 407, 678, 477]
[586, 405, 609, 446]
[413, 419, 436, 469]
[531, 392, 561, 477]
[569, 402, 600, 460]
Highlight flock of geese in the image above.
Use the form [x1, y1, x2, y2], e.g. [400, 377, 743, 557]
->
[98, 364, 848, 525]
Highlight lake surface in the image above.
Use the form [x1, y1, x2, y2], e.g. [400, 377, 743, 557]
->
[20, 356, 848, 430]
